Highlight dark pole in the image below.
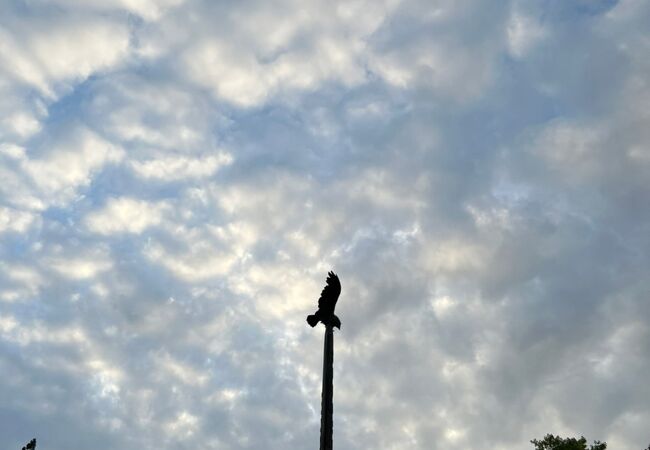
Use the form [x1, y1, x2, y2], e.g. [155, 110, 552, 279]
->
[320, 325, 334, 450]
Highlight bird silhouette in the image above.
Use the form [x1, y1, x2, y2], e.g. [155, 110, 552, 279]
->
[307, 271, 341, 329]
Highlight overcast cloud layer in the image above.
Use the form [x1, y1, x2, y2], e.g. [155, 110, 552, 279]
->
[1, 0, 649, 449]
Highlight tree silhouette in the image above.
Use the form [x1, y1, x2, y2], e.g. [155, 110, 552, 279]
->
[21, 438, 36, 450]
[531, 434, 606, 450]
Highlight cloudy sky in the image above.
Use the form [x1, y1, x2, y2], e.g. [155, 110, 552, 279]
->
[1, 0, 649, 449]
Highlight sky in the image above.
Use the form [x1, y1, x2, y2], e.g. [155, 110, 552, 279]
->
[1, 0, 649, 449]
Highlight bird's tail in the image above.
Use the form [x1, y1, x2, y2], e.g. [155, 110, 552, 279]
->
[306, 314, 319, 327]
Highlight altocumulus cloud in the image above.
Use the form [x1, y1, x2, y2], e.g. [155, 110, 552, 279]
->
[1, 0, 649, 449]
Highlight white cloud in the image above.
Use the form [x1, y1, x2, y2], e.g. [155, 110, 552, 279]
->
[88, 74, 225, 153]
[0, 130, 124, 212]
[50, 257, 113, 280]
[165, 411, 199, 438]
[0, 18, 130, 97]
[85, 197, 168, 234]
[0, 206, 37, 233]
[182, 35, 367, 108]
[129, 153, 232, 180]
[2, 111, 42, 138]
[34, 0, 186, 21]
[174, 0, 398, 107]
[507, 10, 547, 58]
[532, 121, 605, 180]
[22, 129, 125, 207]
[144, 239, 238, 281]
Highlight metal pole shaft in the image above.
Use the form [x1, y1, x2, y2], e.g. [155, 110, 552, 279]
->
[320, 325, 334, 450]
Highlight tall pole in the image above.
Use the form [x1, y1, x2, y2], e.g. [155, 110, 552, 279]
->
[320, 325, 334, 450]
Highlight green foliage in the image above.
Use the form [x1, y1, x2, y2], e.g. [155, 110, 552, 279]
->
[531, 434, 606, 450]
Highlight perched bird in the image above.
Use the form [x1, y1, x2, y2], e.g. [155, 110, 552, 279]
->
[307, 271, 341, 329]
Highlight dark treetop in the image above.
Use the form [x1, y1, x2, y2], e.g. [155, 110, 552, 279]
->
[21, 438, 36, 450]
[306, 271, 341, 329]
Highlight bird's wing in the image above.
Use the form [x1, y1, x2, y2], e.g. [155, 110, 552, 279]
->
[317, 271, 341, 311]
